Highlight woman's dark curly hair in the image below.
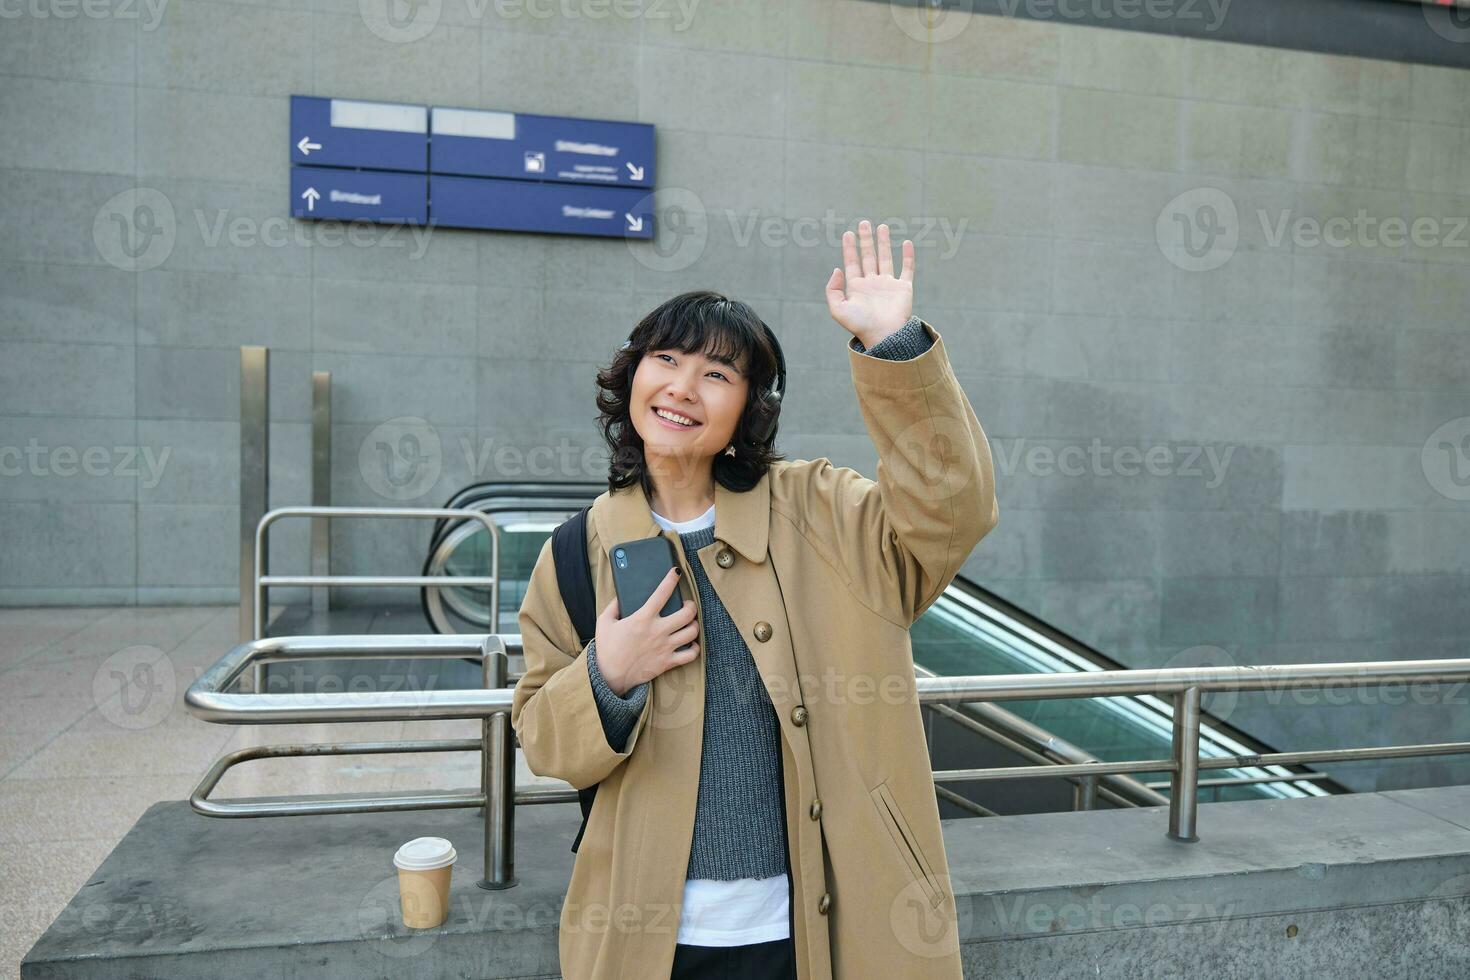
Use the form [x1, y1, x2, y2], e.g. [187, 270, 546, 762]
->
[596, 290, 787, 498]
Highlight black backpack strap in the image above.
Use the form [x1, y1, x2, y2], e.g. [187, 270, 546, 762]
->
[552, 505, 597, 647]
[550, 505, 599, 854]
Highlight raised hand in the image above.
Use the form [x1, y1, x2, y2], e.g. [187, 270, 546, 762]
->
[824, 219, 915, 349]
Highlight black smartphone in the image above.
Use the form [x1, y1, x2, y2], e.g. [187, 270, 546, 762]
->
[610, 535, 692, 649]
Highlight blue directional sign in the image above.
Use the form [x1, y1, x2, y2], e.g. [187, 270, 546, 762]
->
[432, 175, 652, 238]
[289, 94, 654, 239]
[290, 95, 427, 173]
[290, 167, 426, 224]
[430, 106, 654, 187]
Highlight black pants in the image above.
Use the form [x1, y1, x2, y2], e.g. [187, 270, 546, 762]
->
[669, 936, 797, 979]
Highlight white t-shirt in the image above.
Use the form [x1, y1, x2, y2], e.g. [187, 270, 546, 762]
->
[650, 500, 791, 946]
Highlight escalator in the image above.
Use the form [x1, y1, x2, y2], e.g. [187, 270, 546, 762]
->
[423, 480, 1347, 815]
[418, 480, 602, 636]
[914, 579, 1342, 815]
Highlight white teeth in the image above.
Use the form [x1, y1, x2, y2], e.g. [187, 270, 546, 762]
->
[655, 408, 697, 426]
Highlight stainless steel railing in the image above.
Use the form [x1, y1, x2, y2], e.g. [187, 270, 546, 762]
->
[404, 486, 1330, 799]
[915, 662, 1169, 813]
[915, 658, 1470, 841]
[249, 506, 501, 691]
[185, 633, 563, 891]
[185, 636, 1470, 890]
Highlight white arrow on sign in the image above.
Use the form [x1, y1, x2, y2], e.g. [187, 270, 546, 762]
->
[625, 214, 643, 232]
[301, 187, 320, 212]
[625, 162, 644, 181]
[297, 136, 322, 156]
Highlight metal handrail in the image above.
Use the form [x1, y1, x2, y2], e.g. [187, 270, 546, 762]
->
[914, 657, 1470, 841]
[415, 485, 1321, 802]
[187, 633, 524, 890]
[185, 636, 1470, 894]
[251, 506, 501, 691]
[1143, 773, 1332, 790]
[189, 634, 509, 724]
[925, 578, 1342, 802]
[494, 633, 1321, 803]
[915, 662, 1171, 811]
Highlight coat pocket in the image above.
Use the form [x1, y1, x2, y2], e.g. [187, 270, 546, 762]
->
[869, 779, 944, 910]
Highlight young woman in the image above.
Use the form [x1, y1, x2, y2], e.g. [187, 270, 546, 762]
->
[512, 220, 999, 980]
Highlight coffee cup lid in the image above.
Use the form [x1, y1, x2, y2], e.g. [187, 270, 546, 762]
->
[393, 836, 457, 872]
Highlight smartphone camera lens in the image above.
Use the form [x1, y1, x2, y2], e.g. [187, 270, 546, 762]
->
[614, 547, 627, 569]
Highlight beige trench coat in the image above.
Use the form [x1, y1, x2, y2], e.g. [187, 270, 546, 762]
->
[511, 318, 998, 980]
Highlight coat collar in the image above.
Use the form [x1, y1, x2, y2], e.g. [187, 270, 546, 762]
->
[593, 468, 771, 564]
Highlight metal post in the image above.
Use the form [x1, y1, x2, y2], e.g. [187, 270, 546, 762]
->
[239, 347, 269, 692]
[310, 371, 332, 619]
[1168, 686, 1201, 842]
[1072, 772, 1099, 811]
[480, 639, 517, 889]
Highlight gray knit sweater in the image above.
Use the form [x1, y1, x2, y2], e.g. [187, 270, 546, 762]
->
[584, 314, 934, 880]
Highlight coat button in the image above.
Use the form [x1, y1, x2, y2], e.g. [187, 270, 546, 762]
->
[753, 621, 772, 642]
[817, 892, 831, 915]
[809, 799, 822, 820]
[715, 548, 734, 568]
[790, 705, 808, 726]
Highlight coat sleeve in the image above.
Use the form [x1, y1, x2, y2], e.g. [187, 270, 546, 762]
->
[780, 316, 998, 627]
[850, 313, 935, 360]
[586, 637, 649, 752]
[510, 536, 653, 789]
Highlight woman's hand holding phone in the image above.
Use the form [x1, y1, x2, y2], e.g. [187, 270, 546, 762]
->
[593, 566, 700, 697]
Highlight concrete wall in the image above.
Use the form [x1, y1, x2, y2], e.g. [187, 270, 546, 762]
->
[1, 2, 1467, 787]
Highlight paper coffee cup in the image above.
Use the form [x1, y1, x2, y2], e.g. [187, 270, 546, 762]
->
[393, 837, 457, 929]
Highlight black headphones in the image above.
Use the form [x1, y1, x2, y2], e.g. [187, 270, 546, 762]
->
[746, 320, 786, 446]
[621, 312, 786, 449]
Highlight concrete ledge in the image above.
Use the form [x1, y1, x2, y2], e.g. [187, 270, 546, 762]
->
[950, 784, 1470, 977]
[21, 794, 575, 980]
[22, 786, 1470, 978]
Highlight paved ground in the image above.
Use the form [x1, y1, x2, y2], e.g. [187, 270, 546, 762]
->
[0, 604, 544, 980]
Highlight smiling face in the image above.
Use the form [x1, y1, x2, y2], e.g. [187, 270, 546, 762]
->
[629, 343, 751, 471]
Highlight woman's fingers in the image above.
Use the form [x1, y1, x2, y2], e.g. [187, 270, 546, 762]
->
[824, 266, 846, 320]
[670, 598, 697, 627]
[841, 227, 862, 284]
[668, 620, 699, 647]
[637, 566, 681, 619]
[841, 220, 905, 285]
[858, 219, 878, 277]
